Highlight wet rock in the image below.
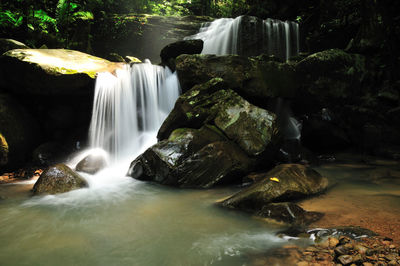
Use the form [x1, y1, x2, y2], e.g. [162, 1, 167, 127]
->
[129, 124, 253, 188]
[75, 154, 108, 175]
[174, 141, 253, 188]
[175, 54, 298, 102]
[0, 94, 40, 169]
[32, 164, 88, 195]
[160, 39, 203, 71]
[221, 164, 328, 211]
[0, 49, 122, 95]
[337, 254, 353, 265]
[256, 202, 324, 226]
[0, 38, 29, 55]
[158, 78, 280, 157]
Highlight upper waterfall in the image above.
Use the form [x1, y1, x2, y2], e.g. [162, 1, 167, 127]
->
[186, 16, 299, 60]
[89, 61, 180, 162]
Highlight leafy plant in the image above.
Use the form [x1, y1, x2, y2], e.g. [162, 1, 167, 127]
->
[0, 10, 23, 28]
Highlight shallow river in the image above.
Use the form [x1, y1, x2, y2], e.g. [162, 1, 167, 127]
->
[0, 153, 399, 266]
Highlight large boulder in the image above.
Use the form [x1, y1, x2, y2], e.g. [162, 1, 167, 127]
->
[158, 78, 280, 157]
[0, 39, 30, 55]
[75, 154, 108, 175]
[295, 49, 366, 112]
[175, 54, 298, 101]
[221, 164, 328, 210]
[0, 94, 40, 169]
[32, 164, 88, 195]
[128, 125, 253, 188]
[0, 49, 122, 95]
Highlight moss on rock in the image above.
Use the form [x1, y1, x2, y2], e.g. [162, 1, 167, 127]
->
[0, 49, 123, 95]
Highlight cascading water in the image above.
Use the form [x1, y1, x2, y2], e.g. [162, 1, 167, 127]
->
[89, 60, 180, 163]
[186, 15, 299, 60]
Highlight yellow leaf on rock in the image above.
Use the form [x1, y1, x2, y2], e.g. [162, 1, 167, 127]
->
[270, 177, 280, 182]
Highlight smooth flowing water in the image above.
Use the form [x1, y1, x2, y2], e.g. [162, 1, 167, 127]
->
[89, 60, 180, 162]
[1, 155, 400, 265]
[186, 16, 299, 60]
[0, 179, 289, 266]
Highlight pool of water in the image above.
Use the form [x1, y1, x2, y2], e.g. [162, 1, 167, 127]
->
[1, 153, 399, 266]
[0, 167, 289, 266]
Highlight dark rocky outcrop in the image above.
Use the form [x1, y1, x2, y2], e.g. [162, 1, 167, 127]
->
[175, 54, 298, 102]
[160, 39, 203, 71]
[128, 125, 253, 188]
[0, 49, 123, 95]
[158, 78, 280, 158]
[75, 154, 108, 175]
[295, 49, 367, 113]
[0, 94, 40, 170]
[0, 39, 30, 55]
[221, 164, 328, 210]
[32, 164, 88, 195]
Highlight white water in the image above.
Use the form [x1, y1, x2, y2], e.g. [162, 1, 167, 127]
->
[186, 17, 242, 55]
[186, 16, 299, 60]
[89, 60, 180, 163]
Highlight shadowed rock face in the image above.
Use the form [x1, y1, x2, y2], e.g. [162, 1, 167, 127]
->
[221, 164, 328, 210]
[32, 164, 88, 195]
[128, 125, 253, 188]
[0, 49, 123, 95]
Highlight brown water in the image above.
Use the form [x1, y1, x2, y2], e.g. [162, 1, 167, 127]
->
[0, 153, 399, 265]
[301, 153, 400, 244]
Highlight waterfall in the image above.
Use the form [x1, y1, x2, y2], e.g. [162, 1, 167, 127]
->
[186, 17, 242, 55]
[89, 60, 180, 162]
[186, 16, 299, 60]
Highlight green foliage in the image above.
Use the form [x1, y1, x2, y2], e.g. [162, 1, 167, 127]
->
[0, 10, 23, 28]
[33, 9, 58, 33]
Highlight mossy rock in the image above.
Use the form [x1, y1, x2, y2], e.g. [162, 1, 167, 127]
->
[0, 94, 40, 169]
[0, 49, 123, 95]
[158, 78, 280, 157]
[175, 54, 298, 103]
[221, 164, 328, 210]
[295, 49, 366, 105]
[32, 164, 88, 195]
